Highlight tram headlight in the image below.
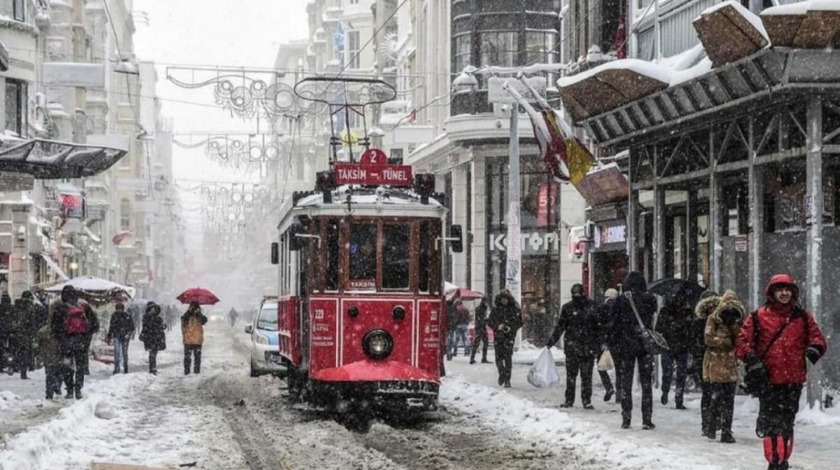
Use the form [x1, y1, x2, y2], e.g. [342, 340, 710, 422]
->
[363, 330, 394, 360]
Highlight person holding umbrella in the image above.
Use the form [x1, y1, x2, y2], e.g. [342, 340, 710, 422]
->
[181, 301, 208, 375]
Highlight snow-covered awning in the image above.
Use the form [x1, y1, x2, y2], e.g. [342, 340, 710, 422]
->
[762, 0, 840, 48]
[693, 1, 769, 68]
[0, 138, 128, 179]
[40, 253, 69, 281]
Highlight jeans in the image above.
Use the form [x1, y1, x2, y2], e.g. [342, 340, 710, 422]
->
[113, 338, 129, 372]
[495, 334, 515, 385]
[661, 351, 689, 405]
[470, 327, 489, 361]
[45, 364, 62, 397]
[448, 325, 470, 357]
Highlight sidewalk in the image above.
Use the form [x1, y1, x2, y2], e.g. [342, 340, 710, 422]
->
[443, 344, 840, 470]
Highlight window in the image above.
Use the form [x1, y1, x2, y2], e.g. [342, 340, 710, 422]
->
[349, 223, 377, 288]
[454, 33, 472, 74]
[419, 221, 431, 292]
[526, 31, 555, 65]
[4, 79, 27, 136]
[13, 0, 24, 22]
[382, 224, 410, 289]
[257, 304, 278, 331]
[347, 30, 360, 69]
[479, 32, 517, 67]
[326, 219, 339, 291]
[120, 198, 131, 230]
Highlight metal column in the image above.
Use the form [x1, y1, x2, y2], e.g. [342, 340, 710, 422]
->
[628, 150, 638, 272]
[653, 147, 666, 281]
[710, 128, 722, 291]
[748, 116, 764, 311]
[805, 96, 824, 407]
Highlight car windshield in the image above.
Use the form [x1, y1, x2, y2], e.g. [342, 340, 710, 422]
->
[257, 304, 278, 331]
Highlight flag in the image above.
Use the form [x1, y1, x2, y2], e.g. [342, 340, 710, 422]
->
[613, 13, 626, 60]
[112, 230, 132, 245]
[408, 108, 416, 125]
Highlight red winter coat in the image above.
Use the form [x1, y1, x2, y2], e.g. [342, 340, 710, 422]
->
[735, 275, 827, 385]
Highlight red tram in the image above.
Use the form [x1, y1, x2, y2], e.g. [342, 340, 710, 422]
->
[269, 77, 462, 423]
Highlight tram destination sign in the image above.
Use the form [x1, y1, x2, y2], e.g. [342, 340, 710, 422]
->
[334, 163, 413, 186]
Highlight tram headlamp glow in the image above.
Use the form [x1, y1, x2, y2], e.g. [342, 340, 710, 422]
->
[363, 330, 393, 360]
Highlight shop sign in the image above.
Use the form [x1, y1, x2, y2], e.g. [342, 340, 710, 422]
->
[489, 231, 561, 255]
[333, 162, 413, 186]
[60, 193, 84, 219]
[594, 224, 626, 248]
[536, 182, 558, 228]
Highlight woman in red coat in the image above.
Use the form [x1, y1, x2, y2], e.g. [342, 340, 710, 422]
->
[735, 274, 827, 470]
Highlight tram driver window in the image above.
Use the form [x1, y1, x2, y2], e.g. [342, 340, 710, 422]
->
[349, 223, 377, 288]
[383, 224, 410, 290]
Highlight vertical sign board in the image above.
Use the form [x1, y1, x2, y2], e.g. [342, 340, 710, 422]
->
[417, 298, 442, 377]
[308, 298, 339, 378]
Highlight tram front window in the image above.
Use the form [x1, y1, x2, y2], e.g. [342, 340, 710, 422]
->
[383, 224, 410, 289]
[350, 223, 377, 288]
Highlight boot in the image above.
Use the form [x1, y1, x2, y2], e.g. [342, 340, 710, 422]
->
[604, 389, 614, 402]
[642, 419, 655, 430]
[481, 358, 491, 363]
[720, 431, 736, 443]
[559, 402, 573, 408]
[660, 393, 668, 405]
[74, 389, 83, 400]
[621, 417, 631, 429]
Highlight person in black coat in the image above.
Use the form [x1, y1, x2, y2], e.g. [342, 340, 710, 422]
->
[139, 302, 166, 375]
[107, 303, 135, 374]
[470, 297, 491, 364]
[52, 285, 99, 399]
[656, 294, 695, 409]
[602, 271, 658, 430]
[0, 293, 13, 373]
[487, 290, 522, 388]
[547, 283, 599, 409]
[597, 288, 618, 402]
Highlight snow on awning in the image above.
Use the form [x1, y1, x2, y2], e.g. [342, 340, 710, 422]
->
[693, 1, 769, 68]
[83, 226, 101, 244]
[0, 138, 128, 179]
[40, 253, 69, 281]
[557, 59, 671, 122]
[761, 0, 840, 48]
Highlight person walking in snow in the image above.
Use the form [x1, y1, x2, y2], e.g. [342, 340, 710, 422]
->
[487, 290, 522, 388]
[181, 302, 208, 375]
[597, 288, 618, 402]
[9, 291, 38, 379]
[36, 304, 62, 399]
[0, 293, 12, 374]
[694, 290, 721, 439]
[547, 283, 600, 409]
[52, 285, 99, 399]
[140, 302, 166, 375]
[735, 274, 827, 470]
[602, 271, 658, 430]
[703, 291, 746, 443]
[107, 302, 135, 374]
[657, 292, 695, 410]
[470, 297, 491, 364]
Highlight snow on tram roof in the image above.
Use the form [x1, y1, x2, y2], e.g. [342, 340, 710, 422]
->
[295, 185, 445, 208]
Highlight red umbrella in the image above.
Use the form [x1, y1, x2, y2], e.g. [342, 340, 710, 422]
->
[455, 287, 484, 301]
[177, 287, 220, 305]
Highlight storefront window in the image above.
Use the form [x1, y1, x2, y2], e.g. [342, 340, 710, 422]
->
[764, 166, 834, 232]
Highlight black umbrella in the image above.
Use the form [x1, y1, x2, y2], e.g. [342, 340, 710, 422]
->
[648, 278, 706, 306]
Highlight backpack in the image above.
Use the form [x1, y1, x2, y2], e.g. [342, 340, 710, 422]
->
[64, 304, 89, 334]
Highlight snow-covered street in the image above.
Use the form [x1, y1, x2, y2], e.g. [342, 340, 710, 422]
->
[2, 321, 838, 470]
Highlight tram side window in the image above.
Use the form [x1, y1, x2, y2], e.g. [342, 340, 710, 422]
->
[419, 221, 431, 292]
[383, 224, 410, 290]
[326, 219, 340, 291]
[349, 223, 377, 288]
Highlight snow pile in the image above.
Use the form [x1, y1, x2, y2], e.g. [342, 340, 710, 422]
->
[0, 390, 20, 411]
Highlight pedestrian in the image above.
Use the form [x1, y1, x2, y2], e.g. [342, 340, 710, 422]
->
[453, 300, 471, 357]
[107, 303, 135, 374]
[139, 302, 166, 375]
[36, 304, 62, 399]
[0, 293, 12, 373]
[52, 285, 99, 399]
[702, 290, 746, 443]
[547, 283, 600, 409]
[10, 291, 38, 379]
[228, 308, 239, 327]
[487, 289, 522, 388]
[602, 271, 658, 430]
[129, 304, 143, 340]
[597, 288, 618, 402]
[735, 274, 827, 470]
[181, 301, 208, 375]
[470, 297, 491, 364]
[657, 292, 695, 409]
[694, 290, 721, 439]
[445, 291, 460, 360]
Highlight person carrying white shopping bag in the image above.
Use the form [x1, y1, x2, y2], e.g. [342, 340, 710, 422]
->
[528, 347, 560, 388]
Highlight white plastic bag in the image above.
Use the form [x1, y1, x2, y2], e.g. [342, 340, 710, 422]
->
[597, 349, 614, 372]
[527, 347, 560, 388]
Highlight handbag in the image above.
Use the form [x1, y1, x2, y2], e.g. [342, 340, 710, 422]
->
[625, 291, 670, 355]
[741, 311, 796, 397]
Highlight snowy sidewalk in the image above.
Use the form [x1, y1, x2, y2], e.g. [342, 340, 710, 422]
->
[442, 345, 840, 470]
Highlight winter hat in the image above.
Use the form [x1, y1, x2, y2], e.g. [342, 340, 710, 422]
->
[21, 291, 33, 299]
[571, 283, 585, 297]
[604, 288, 619, 299]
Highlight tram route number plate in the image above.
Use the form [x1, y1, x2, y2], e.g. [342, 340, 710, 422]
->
[334, 163, 413, 186]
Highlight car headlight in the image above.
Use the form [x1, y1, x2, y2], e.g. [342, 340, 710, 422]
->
[362, 329, 393, 360]
[256, 334, 269, 345]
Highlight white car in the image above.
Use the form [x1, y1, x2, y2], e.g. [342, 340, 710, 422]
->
[244, 297, 284, 377]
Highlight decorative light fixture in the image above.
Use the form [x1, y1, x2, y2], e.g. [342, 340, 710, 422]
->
[452, 65, 479, 94]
